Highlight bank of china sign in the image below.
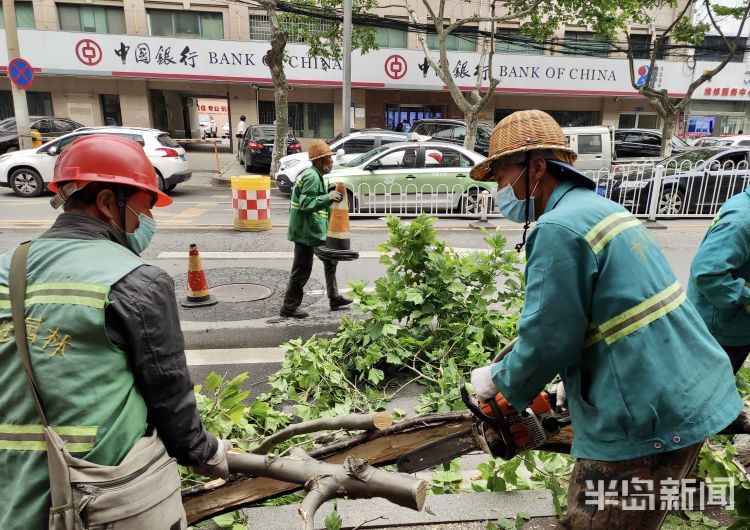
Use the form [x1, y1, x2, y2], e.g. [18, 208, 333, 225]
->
[4, 29, 697, 97]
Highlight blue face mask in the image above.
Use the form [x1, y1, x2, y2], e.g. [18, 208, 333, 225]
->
[125, 206, 156, 254]
[496, 168, 538, 224]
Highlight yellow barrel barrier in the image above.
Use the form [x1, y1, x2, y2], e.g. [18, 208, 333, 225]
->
[231, 175, 272, 232]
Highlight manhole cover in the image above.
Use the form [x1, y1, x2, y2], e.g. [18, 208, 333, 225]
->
[212, 283, 273, 302]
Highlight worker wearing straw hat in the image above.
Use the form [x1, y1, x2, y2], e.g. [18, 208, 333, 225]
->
[467, 110, 741, 528]
[280, 139, 353, 318]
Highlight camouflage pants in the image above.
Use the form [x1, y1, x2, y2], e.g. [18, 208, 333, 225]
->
[556, 443, 703, 530]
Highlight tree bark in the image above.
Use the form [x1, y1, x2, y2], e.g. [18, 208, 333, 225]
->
[660, 112, 678, 158]
[264, 1, 289, 177]
[464, 111, 479, 152]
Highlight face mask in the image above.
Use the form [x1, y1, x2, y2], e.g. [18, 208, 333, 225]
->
[125, 206, 156, 254]
[320, 161, 333, 175]
[496, 167, 538, 224]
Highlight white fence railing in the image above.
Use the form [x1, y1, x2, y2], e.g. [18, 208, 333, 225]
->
[340, 159, 749, 220]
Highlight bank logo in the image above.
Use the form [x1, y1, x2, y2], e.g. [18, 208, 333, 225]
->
[385, 54, 407, 80]
[636, 65, 651, 87]
[75, 39, 103, 67]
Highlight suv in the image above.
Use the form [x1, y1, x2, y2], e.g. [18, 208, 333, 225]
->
[409, 119, 493, 156]
[274, 130, 408, 193]
[0, 116, 83, 154]
[0, 127, 191, 197]
[239, 125, 302, 172]
[614, 128, 692, 162]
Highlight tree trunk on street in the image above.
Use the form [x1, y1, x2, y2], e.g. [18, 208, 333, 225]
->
[464, 111, 479, 153]
[264, 2, 289, 177]
[660, 112, 678, 159]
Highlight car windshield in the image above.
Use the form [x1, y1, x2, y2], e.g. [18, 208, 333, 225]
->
[157, 134, 180, 148]
[477, 124, 493, 141]
[253, 127, 294, 141]
[0, 118, 17, 131]
[663, 148, 721, 164]
[343, 145, 392, 167]
[671, 135, 690, 148]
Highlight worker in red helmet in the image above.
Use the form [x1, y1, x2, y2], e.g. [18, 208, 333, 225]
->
[0, 135, 229, 529]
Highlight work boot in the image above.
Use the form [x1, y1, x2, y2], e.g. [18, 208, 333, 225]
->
[280, 308, 309, 319]
[330, 296, 353, 311]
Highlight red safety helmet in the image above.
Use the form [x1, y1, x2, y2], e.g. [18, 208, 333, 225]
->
[48, 134, 172, 207]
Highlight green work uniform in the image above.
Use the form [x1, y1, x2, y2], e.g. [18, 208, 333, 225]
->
[288, 166, 332, 247]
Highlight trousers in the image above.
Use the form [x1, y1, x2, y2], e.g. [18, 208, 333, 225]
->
[282, 242, 338, 312]
[722, 344, 750, 374]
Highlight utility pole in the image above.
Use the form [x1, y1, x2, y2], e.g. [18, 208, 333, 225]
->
[342, 0, 352, 136]
[3, 0, 31, 149]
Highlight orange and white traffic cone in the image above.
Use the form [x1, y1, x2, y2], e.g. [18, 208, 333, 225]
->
[181, 243, 218, 307]
[315, 184, 359, 262]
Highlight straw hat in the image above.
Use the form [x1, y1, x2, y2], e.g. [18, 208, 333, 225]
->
[308, 139, 334, 161]
[470, 110, 577, 181]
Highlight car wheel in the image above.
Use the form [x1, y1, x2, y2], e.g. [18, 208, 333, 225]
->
[156, 171, 166, 192]
[460, 190, 483, 215]
[10, 168, 44, 197]
[657, 186, 685, 215]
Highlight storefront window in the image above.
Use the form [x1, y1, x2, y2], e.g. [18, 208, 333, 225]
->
[376, 28, 408, 49]
[148, 10, 223, 39]
[258, 101, 334, 138]
[618, 113, 658, 129]
[101, 95, 122, 126]
[696, 35, 747, 63]
[686, 116, 715, 135]
[495, 28, 541, 55]
[427, 33, 477, 52]
[562, 31, 608, 58]
[0, 2, 35, 29]
[58, 4, 124, 34]
[495, 108, 600, 127]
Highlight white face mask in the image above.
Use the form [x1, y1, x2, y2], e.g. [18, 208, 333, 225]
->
[496, 167, 539, 223]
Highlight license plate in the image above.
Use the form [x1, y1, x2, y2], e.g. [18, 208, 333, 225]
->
[179, 155, 187, 161]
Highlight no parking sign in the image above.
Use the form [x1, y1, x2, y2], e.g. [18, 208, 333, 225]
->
[8, 57, 34, 89]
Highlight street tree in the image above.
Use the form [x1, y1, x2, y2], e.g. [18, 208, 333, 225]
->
[255, 0, 377, 175]
[589, 0, 750, 157]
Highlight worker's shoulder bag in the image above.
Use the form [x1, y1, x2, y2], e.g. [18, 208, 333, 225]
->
[9, 242, 186, 530]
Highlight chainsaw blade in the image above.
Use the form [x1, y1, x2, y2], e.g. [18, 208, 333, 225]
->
[396, 427, 483, 473]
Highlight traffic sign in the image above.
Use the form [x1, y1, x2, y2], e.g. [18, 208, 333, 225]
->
[8, 57, 34, 89]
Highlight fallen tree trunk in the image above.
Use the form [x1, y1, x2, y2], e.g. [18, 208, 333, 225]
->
[184, 405, 750, 524]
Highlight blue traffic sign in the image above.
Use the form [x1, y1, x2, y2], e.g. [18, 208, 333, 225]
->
[8, 57, 34, 89]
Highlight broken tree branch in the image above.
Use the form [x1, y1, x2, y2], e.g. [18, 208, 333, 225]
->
[227, 452, 426, 530]
[253, 412, 393, 454]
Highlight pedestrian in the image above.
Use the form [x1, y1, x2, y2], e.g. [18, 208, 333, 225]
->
[236, 114, 246, 159]
[402, 119, 411, 133]
[0, 135, 230, 529]
[467, 110, 742, 529]
[280, 139, 353, 318]
[688, 186, 750, 373]
[395, 121, 403, 132]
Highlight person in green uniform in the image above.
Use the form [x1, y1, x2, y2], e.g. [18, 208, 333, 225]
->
[467, 110, 742, 529]
[280, 139, 353, 318]
[688, 185, 750, 373]
[0, 135, 229, 530]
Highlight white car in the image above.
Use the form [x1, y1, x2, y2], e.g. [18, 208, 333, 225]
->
[274, 130, 408, 193]
[222, 123, 230, 138]
[199, 115, 217, 138]
[0, 127, 191, 198]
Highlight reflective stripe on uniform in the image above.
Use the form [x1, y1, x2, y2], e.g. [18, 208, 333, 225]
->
[25, 282, 108, 309]
[290, 201, 299, 210]
[585, 282, 686, 348]
[585, 211, 642, 254]
[0, 285, 8, 309]
[0, 423, 97, 452]
[314, 210, 329, 219]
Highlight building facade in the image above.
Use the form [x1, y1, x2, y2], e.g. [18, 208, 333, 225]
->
[0, 0, 743, 147]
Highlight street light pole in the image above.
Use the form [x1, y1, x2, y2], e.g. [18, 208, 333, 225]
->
[342, 0, 352, 136]
[3, 0, 31, 149]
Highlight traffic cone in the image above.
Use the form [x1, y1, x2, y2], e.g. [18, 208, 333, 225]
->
[314, 184, 359, 262]
[181, 243, 218, 307]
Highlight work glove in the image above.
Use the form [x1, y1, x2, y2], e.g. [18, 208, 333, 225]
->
[191, 439, 232, 480]
[470, 365, 498, 402]
[554, 381, 567, 413]
[328, 190, 343, 203]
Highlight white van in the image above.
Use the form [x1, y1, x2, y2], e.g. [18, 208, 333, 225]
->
[562, 126, 613, 173]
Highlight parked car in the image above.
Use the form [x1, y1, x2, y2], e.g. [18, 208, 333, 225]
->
[239, 125, 302, 172]
[562, 126, 613, 173]
[605, 147, 750, 215]
[324, 141, 492, 214]
[409, 119, 493, 156]
[688, 136, 729, 147]
[222, 123, 230, 138]
[0, 116, 84, 155]
[0, 127, 190, 197]
[275, 130, 408, 193]
[199, 115, 217, 138]
[696, 135, 750, 147]
[613, 128, 692, 163]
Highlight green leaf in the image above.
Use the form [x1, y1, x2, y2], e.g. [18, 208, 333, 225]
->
[205, 372, 222, 394]
[368, 368, 385, 385]
[324, 509, 343, 530]
[212, 513, 236, 528]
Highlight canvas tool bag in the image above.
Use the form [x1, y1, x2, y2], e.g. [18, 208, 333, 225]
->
[10, 242, 186, 530]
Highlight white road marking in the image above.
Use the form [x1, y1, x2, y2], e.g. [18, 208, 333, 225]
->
[185, 347, 286, 366]
[157, 248, 491, 259]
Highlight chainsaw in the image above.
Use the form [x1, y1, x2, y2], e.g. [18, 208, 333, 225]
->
[397, 339, 571, 473]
